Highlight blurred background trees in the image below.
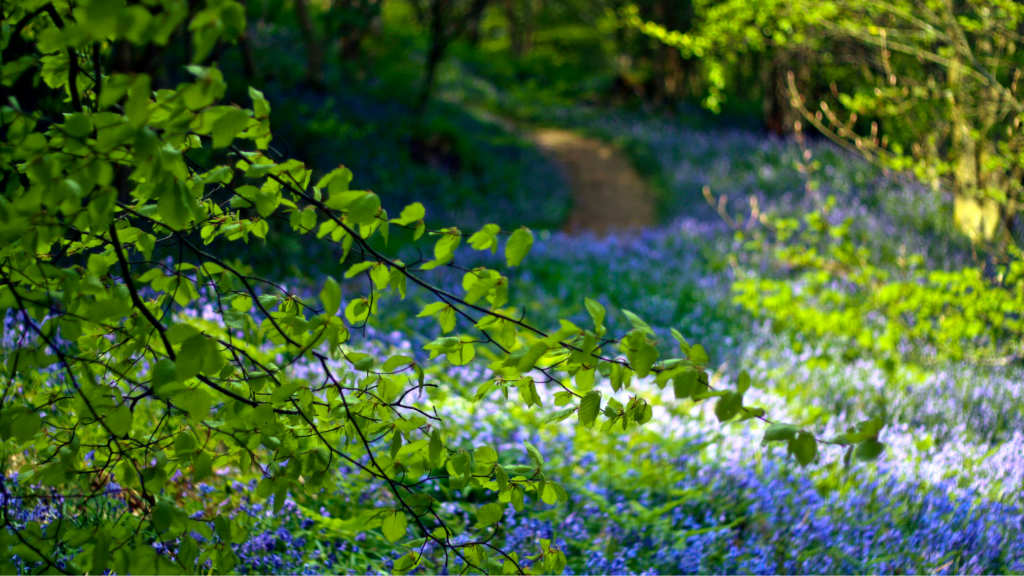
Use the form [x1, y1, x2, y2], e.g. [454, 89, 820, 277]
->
[269, 0, 1024, 247]
[629, 0, 1024, 248]
[205, 0, 1024, 363]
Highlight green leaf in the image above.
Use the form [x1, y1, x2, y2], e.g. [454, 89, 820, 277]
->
[632, 342, 658, 378]
[738, 406, 765, 421]
[176, 334, 224, 379]
[151, 358, 179, 395]
[231, 294, 253, 311]
[390, 429, 403, 458]
[737, 370, 751, 393]
[174, 388, 212, 422]
[633, 402, 653, 424]
[495, 464, 509, 491]
[518, 376, 539, 408]
[761, 423, 800, 444]
[552, 482, 568, 503]
[672, 368, 698, 400]
[320, 277, 341, 316]
[326, 191, 380, 226]
[854, 439, 885, 462]
[381, 510, 408, 543]
[417, 301, 447, 317]
[211, 109, 250, 149]
[852, 418, 885, 440]
[392, 202, 425, 226]
[516, 341, 549, 372]
[90, 529, 111, 575]
[270, 484, 291, 515]
[370, 264, 389, 290]
[232, 184, 282, 218]
[382, 355, 415, 372]
[429, 428, 444, 466]
[523, 442, 543, 467]
[584, 298, 606, 335]
[468, 224, 500, 253]
[300, 207, 317, 230]
[623, 331, 658, 378]
[345, 299, 370, 324]
[475, 502, 504, 528]
[271, 382, 301, 404]
[689, 344, 709, 365]
[432, 229, 462, 265]
[714, 392, 743, 422]
[256, 477, 275, 499]
[106, 405, 133, 436]
[621, 309, 654, 337]
[216, 548, 237, 574]
[474, 446, 498, 468]
[250, 86, 271, 117]
[393, 552, 420, 574]
[447, 341, 475, 366]
[158, 183, 197, 230]
[418, 302, 456, 333]
[318, 166, 353, 196]
[578, 391, 601, 428]
[192, 451, 213, 482]
[344, 261, 376, 278]
[545, 406, 577, 424]
[174, 431, 197, 459]
[125, 74, 151, 128]
[0, 406, 41, 443]
[609, 363, 623, 392]
[352, 355, 375, 371]
[347, 192, 381, 225]
[505, 227, 534, 267]
[575, 367, 595, 392]
[789, 432, 818, 466]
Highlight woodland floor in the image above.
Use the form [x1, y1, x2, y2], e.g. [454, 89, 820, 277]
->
[529, 128, 655, 234]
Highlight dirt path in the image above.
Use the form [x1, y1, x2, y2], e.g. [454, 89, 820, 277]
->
[529, 128, 655, 234]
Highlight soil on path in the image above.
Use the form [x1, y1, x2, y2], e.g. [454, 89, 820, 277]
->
[529, 128, 655, 234]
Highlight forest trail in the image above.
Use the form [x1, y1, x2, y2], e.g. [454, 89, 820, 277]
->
[529, 128, 655, 234]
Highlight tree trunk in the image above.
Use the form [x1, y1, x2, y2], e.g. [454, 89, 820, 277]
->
[417, 39, 446, 116]
[465, 6, 483, 46]
[762, 49, 798, 134]
[521, 0, 535, 56]
[503, 0, 521, 58]
[334, 0, 382, 62]
[504, 0, 536, 59]
[416, 0, 449, 116]
[239, 27, 261, 81]
[295, 0, 323, 87]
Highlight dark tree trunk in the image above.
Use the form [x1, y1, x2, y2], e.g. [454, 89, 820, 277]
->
[333, 0, 382, 62]
[414, 0, 489, 116]
[239, 28, 261, 81]
[295, 0, 323, 87]
[417, 3, 448, 117]
[504, 0, 536, 59]
[762, 49, 799, 135]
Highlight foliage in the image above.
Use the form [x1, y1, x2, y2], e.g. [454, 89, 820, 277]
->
[628, 0, 1024, 247]
[619, 0, 833, 114]
[0, 0, 876, 573]
[732, 200, 1024, 366]
[625, 0, 1024, 370]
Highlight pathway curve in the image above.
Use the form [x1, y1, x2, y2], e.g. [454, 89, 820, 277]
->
[529, 128, 655, 235]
